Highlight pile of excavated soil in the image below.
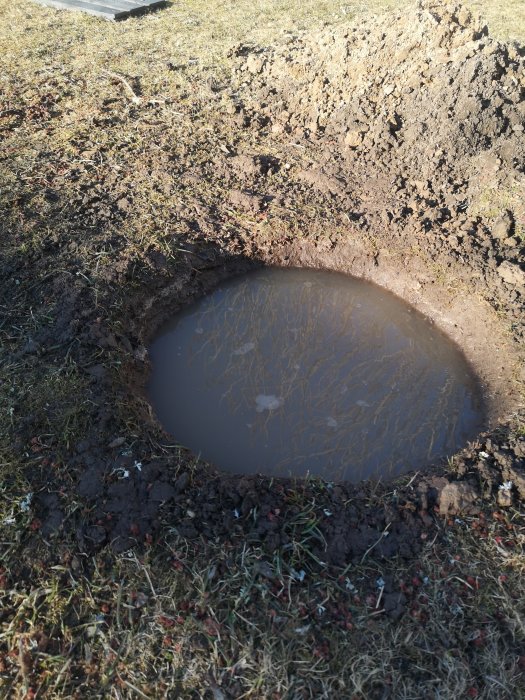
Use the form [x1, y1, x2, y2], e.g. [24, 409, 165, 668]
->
[232, 0, 525, 307]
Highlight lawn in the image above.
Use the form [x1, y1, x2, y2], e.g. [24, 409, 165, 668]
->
[1, 0, 525, 697]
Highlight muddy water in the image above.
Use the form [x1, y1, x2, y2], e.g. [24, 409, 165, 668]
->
[147, 268, 484, 482]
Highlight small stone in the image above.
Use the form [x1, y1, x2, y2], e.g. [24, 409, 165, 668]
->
[344, 130, 363, 148]
[116, 197, 131, 212]
[108, 437, 126, 449]
[497, 488, 513, 508]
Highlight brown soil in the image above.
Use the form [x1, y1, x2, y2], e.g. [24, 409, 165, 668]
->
[4, 2, 525, 576]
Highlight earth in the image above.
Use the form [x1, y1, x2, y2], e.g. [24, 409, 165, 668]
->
[3, 0, 525, 573]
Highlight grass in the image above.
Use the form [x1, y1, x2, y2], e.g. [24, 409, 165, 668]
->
[1, 507, 524, 698]
[469, 0, 525, 41]
[1, 0, 525, 697]
[470, 181, 525, 242]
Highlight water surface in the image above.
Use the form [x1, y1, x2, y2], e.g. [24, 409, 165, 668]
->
[148, 268, 484, 481]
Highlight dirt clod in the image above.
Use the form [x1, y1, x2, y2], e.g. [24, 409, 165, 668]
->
[498, 261, 525, 288]
[438, 482, 480, 516]
[491, 211, 514, 241]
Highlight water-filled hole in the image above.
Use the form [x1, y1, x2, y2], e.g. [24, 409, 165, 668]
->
[147, 268, 485, 482]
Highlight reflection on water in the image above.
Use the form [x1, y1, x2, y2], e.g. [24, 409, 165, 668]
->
[147, 268, 484, 482]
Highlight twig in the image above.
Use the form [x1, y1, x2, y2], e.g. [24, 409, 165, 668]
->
[116, 672, 150, 699]
[102, 69, 141, 105]
[132, 554, 157, 598]
[405, 471, 420, 489]
[360, 523, 391, 564]
[375, 585, 385, 609]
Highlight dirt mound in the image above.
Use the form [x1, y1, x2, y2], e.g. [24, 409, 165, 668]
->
[233, 0, 525, 289]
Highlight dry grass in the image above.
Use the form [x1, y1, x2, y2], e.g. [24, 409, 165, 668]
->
[1, 0, 525, 697]
[469, 0, 525, 42]
[1, 506, 524, 698]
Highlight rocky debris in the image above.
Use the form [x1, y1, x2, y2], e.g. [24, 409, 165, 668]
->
[438, 481, 480, 515]
[235, 0, 525, 178]
[232, 0, 525, 322]
[491, 211, 514, 241]
[497, 261, 525, 288]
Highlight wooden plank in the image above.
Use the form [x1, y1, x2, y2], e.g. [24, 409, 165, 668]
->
[34, 0, 165, 19]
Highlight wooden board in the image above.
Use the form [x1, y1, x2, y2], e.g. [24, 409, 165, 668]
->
[33, 0, 166, 20]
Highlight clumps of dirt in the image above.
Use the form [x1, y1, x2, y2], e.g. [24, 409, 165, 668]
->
[42, 419, 525, 570]
[232, 0, 525, 311]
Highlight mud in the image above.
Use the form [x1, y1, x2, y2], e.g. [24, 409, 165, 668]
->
[3, 1, 525, 565]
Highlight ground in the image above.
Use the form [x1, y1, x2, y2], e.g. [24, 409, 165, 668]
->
[1, 0, 525, 697]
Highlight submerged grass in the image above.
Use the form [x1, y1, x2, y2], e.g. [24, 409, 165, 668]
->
[1, 0, 525, 697]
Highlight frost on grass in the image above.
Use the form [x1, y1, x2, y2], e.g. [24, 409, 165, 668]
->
[20, 493, 33, 512]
